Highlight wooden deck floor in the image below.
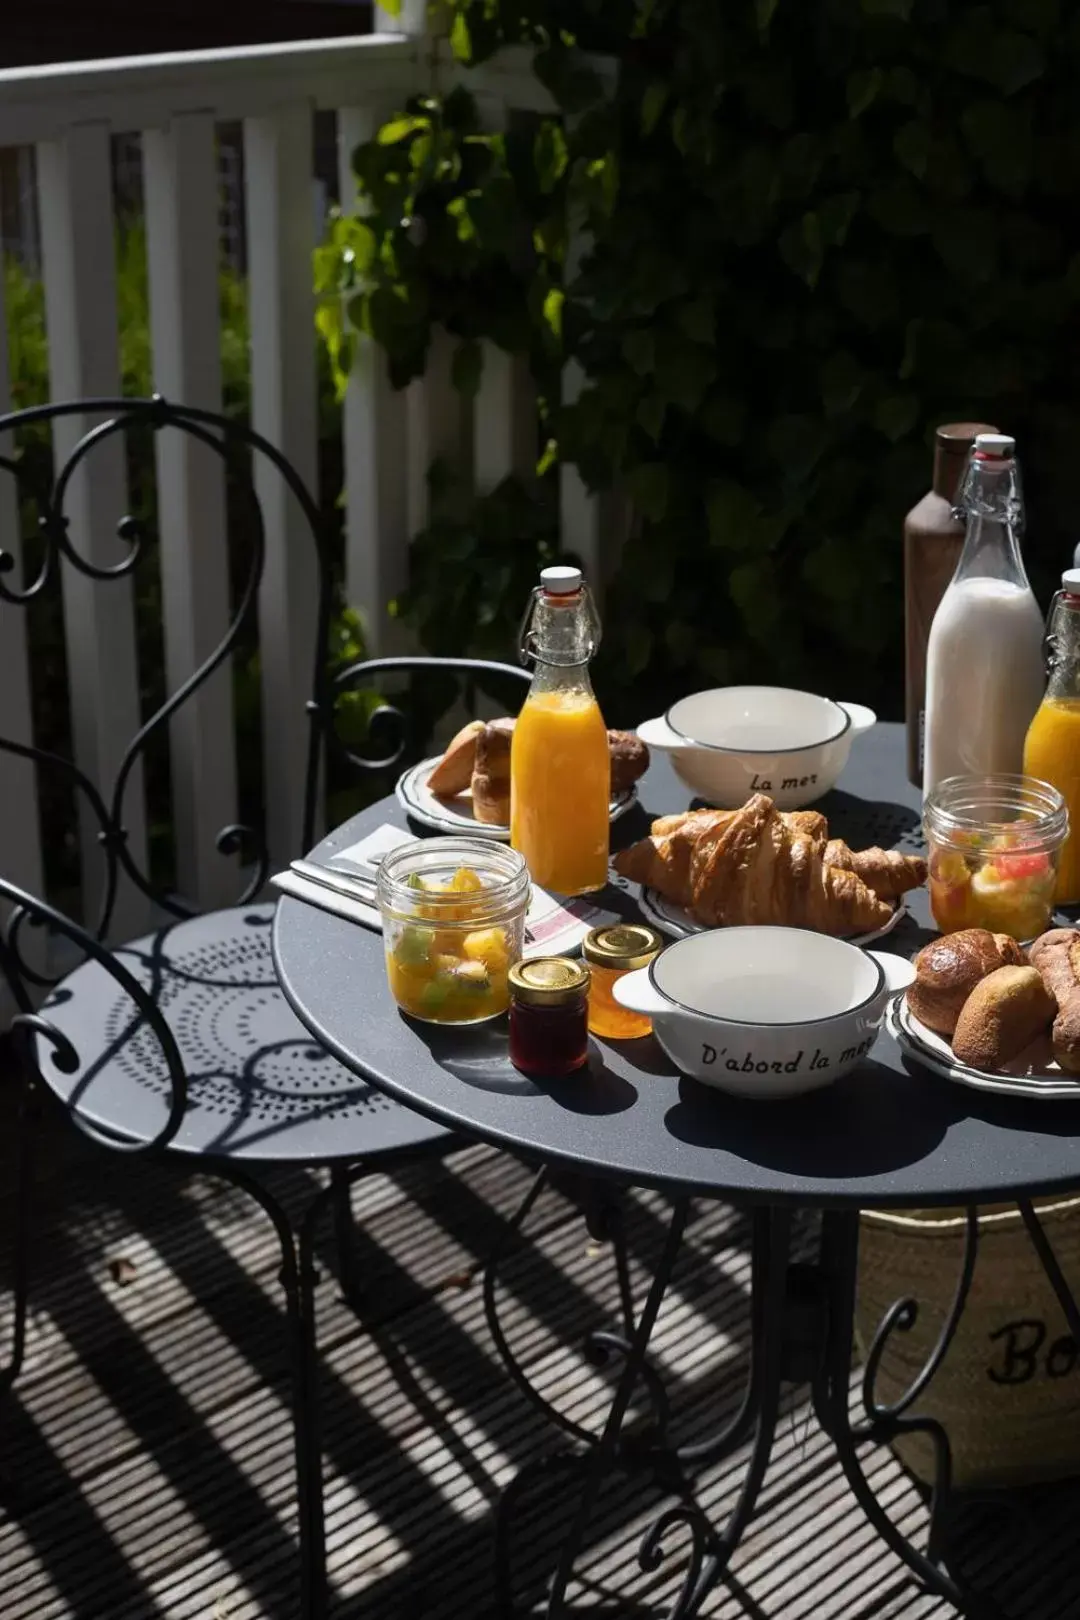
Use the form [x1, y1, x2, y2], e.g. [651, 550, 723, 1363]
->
[1, 1077, 1078, 1619]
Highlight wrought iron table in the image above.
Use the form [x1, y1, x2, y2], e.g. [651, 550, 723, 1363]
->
[274, 724, 1080, 1619]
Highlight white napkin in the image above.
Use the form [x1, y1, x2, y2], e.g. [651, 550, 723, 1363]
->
[273, 823, 609, 955]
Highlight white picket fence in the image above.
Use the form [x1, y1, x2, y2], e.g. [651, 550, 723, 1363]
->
[0, 13, 613, 929]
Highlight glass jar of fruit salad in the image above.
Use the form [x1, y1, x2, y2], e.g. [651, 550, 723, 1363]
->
[377, 837, 529, 1024]
[924, 774, 1068, 941]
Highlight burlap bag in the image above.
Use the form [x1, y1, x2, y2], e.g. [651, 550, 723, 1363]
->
[856, 1198, 1080, 1487]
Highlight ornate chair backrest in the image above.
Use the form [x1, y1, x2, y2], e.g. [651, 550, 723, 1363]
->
[0, 396, 533, 960]
[0, 396, 334, 940]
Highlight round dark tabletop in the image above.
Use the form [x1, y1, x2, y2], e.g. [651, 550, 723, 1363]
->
[274, 724, 1080, 1208]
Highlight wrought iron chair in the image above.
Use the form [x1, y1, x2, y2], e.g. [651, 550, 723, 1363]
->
[0, 395, 531, 1618]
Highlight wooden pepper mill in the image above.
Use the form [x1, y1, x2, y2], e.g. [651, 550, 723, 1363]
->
[904, 421, 998, 787]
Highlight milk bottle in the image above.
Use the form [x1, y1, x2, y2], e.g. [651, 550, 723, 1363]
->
[923, 435, 1045, 795]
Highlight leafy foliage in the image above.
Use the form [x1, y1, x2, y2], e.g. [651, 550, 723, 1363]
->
[327, 0, 1080, 721]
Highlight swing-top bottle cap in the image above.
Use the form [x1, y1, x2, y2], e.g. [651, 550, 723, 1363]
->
[1062, 568, 1080, 596]
[540, 565, 582, 595]
[973, 433, 1015, 459]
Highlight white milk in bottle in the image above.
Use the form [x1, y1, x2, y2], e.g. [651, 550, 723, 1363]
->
[923, 434, 1045, 795]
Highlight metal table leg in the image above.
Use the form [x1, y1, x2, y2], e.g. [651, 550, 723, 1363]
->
[545, 1197, 690, 1617]
[494, 1193, 1044, 1620]
[484, 1166, 673, 1454]
[204, 1159, 373, 1620]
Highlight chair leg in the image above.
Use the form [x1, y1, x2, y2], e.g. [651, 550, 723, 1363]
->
[1, 1071, 35, 1401]
[206, 1164, 331, 1620]
[331, 1163, 364, 1311]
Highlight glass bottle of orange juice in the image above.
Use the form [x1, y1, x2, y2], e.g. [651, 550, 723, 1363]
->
[1024, 568, 1080, 902]
[511, 566, 610, 895]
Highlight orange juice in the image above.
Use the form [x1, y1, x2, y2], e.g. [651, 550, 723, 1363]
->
[1024, 697, 1080, 901]
[511, 689, 610, 894]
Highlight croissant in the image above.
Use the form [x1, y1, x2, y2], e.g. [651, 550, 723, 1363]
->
[823, 840, 928, 902]
[615, 794, 892, 936]
[650, 807, 829, 842]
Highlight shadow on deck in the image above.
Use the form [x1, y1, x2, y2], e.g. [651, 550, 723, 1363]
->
[0, 1071, 1077, 1619]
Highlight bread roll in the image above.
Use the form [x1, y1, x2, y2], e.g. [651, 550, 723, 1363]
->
[906, 928, 1025, 1036]
[951, 966, 1056, 1071]
[472, 719, 514, 825]
[1028, 928, 1080, 1073]
[427, 720, 484, 797]
[608, 730, 649, 796]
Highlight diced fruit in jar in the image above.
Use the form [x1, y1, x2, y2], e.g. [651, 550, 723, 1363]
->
[930, 849, 969, 886]
[395, 924, 435, 967]
[929, 878, 971, 933]
[992, 849, 1051, 881]
[448, 867, 484, 894]
[407, 865, 487, 923]
[966, 864, 1054, 939]
[929, 836, 1057, 941]
[462, 926, 511, 976]
[928, 849, 972, 931]
[384, 879, 514, 1022]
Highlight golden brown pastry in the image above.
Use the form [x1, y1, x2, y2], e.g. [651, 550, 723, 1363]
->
[427, 719, 485, 797]
[905, 929, 1026, 1037]
[608, 731, 650, 796]
[1026, 929, 1080, 1072]
[472, 719, 514, 824]
[614, 793, 891, 936]
[951, 966, 1056, 1071]
[649, 807, 828, 842]
[611, 817, 713, 905]
[823, 840, 928, 902]
[430, 720, 645, 807]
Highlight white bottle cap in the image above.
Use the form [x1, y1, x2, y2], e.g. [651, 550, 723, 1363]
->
[1063, 568, 1080, 594]
[540, 565, 583, 595]
[974, 433, 1015, 457]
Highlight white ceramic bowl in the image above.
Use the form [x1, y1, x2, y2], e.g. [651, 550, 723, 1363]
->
[613, 927, 914, 1099]
[637, 686, 876, 808]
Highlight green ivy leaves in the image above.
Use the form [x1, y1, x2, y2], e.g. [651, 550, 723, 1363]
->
[316, 0, 1080, 725]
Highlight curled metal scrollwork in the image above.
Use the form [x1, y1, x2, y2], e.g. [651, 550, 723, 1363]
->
[0, 875, 188, 1154]
[583, 1331, 672, 1446]
[215, 824, 271, 908]
[12, 1012, 79, 1075]
[810, 1209, 996, 1615]
[324, 654, 531, 777]
[639, 1504, 712, 1620]
[484, 1166, 675, 1455]
[0, 394, 333, 927]
[860, 1204, 979, 1430]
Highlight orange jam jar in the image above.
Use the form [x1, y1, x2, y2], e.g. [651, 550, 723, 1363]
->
[582, 924, 664, 1039]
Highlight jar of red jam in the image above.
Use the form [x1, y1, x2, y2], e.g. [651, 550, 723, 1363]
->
[508, 957, 591, 1077]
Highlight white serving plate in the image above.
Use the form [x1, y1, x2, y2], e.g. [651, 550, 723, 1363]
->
[397, 755, 637, 840]
[888, 996, 1080, 1101]
[637, 886, 907, 949]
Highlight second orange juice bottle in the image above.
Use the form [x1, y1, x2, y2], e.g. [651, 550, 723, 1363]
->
[1023, 568, 1080, 902]
[511, 566, 610, 895]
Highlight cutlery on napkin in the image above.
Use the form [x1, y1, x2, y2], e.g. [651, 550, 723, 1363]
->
[271, 865, 382, 929]
[271, 822, 613, 952]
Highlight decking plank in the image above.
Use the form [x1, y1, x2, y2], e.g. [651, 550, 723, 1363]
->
[1, 1093, 1078, 1618]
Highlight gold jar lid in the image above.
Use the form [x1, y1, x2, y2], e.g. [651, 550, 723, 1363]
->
[508, 957, 590, 1007]
[582, 923, 663, 972]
